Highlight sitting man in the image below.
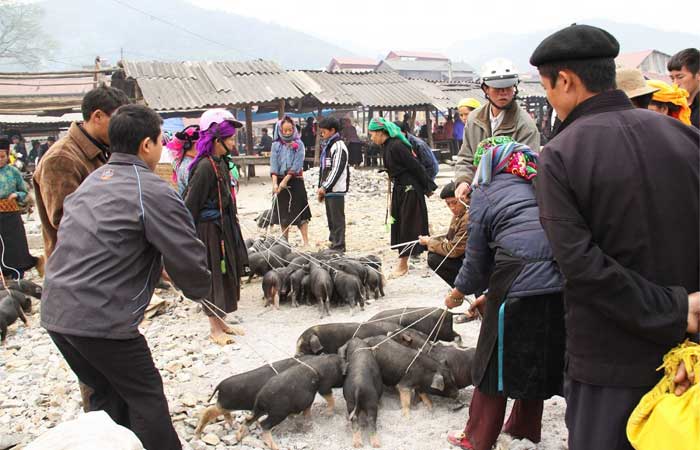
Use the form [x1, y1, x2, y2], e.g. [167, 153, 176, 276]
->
[419, 181, 468, 287]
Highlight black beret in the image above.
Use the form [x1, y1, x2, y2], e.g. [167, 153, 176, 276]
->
[530, 24, 619, 67]
[440, 181, 456, 199]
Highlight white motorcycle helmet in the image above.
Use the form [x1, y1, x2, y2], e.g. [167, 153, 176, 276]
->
[480, 58, 519, 88]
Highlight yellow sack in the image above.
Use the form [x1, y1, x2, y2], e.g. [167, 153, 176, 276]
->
[627, 340, 700, 450]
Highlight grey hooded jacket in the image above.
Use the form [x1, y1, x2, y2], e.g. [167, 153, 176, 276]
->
[41, 153, 211, 339]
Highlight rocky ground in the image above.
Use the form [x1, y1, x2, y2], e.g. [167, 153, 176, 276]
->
[0, 164, 568, 450]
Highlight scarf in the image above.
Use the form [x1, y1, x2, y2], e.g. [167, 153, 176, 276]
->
[472, 136, 538, 187]
[320, 132, 340, 171]
[368, 117, 412, 148]
[273, 116, 302, 151]
[168, 127, 199, 182]
[648, 80, 692, 125]
[188, 120, 237, 171]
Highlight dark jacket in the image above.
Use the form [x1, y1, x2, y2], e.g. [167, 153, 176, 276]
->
[690, 94, 699, 129]
[454, 173, 563, 298]
[536, 89, 700, 387]
[383, 137, 436, 193]
[41, 153, 211, 339]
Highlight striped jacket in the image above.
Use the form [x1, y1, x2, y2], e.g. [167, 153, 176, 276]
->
[318, 136, 349, 194]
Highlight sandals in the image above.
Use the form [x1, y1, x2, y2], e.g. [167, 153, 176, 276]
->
[447, 430, 476, 450]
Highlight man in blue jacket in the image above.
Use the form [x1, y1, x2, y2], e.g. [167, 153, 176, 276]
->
[41, 104, 211, 450]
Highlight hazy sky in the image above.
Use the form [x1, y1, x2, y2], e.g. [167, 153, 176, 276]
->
[192, 0, 699, 55]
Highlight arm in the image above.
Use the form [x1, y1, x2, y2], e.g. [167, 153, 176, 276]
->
[11, 167, 28, 202]
[36, 155, 83, 229]
[183, 162, 212, 224]
[430, 214, 468, 257]
[516, 117, 541, 151]
[144, 179, 211, 300]
[453, 190, 493, 296]
[394, 141, 435, 193]
[536, 150, 688, 346]
[322, 142, 348, 191]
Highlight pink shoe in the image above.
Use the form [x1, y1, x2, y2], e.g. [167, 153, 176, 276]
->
[447, 430, 476, 450]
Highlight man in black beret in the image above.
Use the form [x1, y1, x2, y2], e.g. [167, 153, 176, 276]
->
[530, 24, 700, 450]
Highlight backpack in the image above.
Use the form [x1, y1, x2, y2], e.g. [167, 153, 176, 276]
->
[408, 134, 439, 180]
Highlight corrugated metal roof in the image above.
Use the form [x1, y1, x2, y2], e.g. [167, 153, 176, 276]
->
[379, 59, 475, 73]
[122, 60, 303, 111]
[289, 71, 433, 109]
[0, 112, 82, 124]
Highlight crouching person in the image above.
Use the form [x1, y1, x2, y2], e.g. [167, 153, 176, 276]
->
[419, 181, 468, 287]
[443, 137, 565, 450]
[40, 105, 211, 450]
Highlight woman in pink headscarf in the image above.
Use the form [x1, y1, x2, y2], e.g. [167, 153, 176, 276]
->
[167, 124, 199, 196]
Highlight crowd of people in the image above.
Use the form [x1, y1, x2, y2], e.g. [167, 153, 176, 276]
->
[0, 22, 698, 450]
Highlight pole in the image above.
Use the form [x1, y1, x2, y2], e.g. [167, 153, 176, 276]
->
[426, 107, 434, 148]
[278, 99, 285, 120]
[313, 105, 322, 166]
[245, 106, 255, 179]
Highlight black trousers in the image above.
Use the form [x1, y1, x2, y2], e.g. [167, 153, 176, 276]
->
[427, 252, 463, 287]
[325, 195, 346, 251]
[48, 331, 181, 450]
[565, 376, 650, 450]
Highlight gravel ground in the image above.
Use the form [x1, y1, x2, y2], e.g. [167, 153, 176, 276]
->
[0, 164, 568, 450]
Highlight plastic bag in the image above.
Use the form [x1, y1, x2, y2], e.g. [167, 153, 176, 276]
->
[627, 340, 700, 450]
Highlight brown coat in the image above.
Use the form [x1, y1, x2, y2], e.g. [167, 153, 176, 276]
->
[33, 122, 108, 257]
[427, 209, 468, 257]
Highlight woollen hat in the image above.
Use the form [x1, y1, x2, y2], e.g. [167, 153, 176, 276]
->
[530, 24, 620, 67]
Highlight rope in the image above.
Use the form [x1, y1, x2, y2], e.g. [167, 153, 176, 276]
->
[0, 233, 22, 296]
[199, 299, 279, 375]
[354, 306, 440, 349]
[402, 308, 449, 375]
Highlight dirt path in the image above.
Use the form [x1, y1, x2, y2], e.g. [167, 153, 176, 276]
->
[0, 164, 568, 450]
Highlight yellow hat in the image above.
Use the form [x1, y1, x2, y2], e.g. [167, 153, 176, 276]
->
[648, 80, 691, 125]
[458, 98, 481, 110]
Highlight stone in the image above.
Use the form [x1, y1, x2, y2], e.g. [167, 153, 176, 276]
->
[181, 394, 197, 407]
[201, 433, 220, 446]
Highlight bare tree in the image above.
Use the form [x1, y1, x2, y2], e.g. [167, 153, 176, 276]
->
[0, 0, 56, 68]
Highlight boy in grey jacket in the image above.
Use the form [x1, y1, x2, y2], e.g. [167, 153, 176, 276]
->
[41, 104, 211, 450]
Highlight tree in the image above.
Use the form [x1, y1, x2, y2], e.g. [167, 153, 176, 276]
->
[0, 0, 56, 68]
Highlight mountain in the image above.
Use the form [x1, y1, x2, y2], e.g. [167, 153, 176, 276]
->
[35, 0, 355, 70]
[447, 20, 700, 74]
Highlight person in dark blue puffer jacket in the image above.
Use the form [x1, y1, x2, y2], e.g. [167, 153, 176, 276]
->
[443, 136, 565, 450]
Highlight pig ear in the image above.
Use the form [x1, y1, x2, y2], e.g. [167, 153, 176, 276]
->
[400, 334, 413, 344]
[310, 335, 324, 354]
[430, 373, 445, 391]
[341, 361, 349, 376]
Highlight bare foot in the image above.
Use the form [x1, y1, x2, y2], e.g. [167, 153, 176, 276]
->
[210, 333, 236, 346]
[352, 431, 363, 448]
[222, 324, 245, 336]
[370, 434, 381, 448]
[390, 268, 409, 279]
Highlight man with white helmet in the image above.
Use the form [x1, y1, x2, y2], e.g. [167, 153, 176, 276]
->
[454, 58, 540, 199]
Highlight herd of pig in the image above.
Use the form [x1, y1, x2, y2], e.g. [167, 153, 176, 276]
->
[246, 236, 385, 317]
[0, 242, 478, 450]
[196, 308, 475, 450]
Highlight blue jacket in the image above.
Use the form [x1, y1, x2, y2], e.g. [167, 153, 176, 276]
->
[454, 173, 562, 298]
[270, 141, 305, 177]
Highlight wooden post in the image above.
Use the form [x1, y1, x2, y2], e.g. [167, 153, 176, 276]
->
[362, 108, 367, 134]
[245, 106, 255, 179]
[278, 99, 285, 119]
[426, 107, 434, 148]
[313, 105, 322, 166]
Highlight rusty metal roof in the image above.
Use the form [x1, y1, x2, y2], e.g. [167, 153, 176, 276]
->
[289, 70, 433, 109]
[122, 60, 303, 111]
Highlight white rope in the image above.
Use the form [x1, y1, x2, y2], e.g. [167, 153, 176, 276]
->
[354, 306, 439, 348]
[403, 308, 449, 375]
[199, 299, 279, 375]
[0, 233, 23, 296]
